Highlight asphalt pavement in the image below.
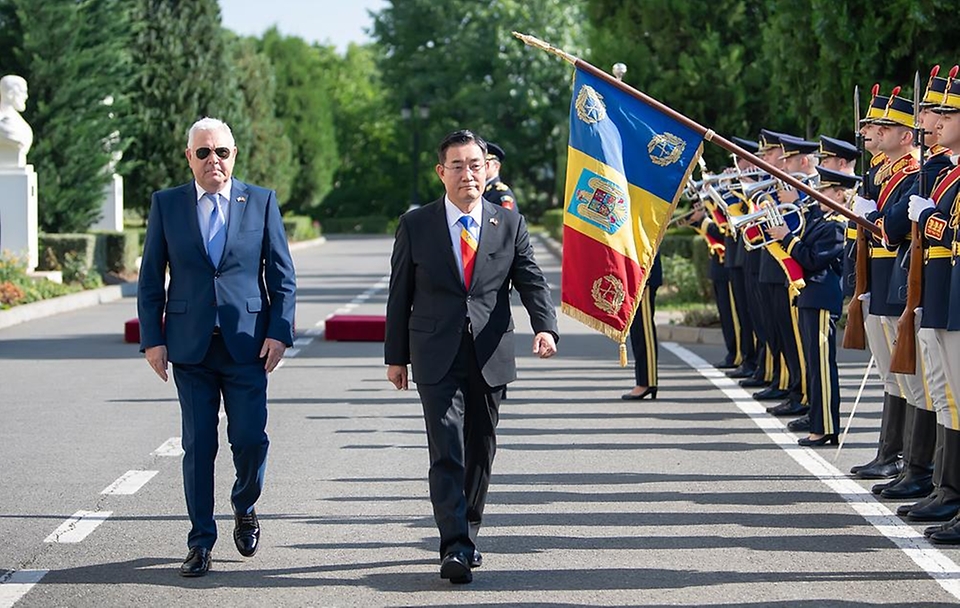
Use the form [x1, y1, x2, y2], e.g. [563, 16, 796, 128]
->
[1, 233, 959, 606]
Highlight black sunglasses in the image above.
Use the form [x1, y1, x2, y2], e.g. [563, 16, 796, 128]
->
[195, 146, 231, 160]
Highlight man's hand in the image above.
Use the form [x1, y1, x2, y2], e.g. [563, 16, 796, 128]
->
[260, 338, 287, 373]
[766, 224, 790, 241]
[532, 332, 557, 358]
[908, 195, 935, 222]
[852, 195, 878, 218]
[387, 364, 408, 390]
[145, 345, 168, 382]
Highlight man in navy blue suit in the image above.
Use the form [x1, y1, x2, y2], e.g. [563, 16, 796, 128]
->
[137, 117, 296, 577]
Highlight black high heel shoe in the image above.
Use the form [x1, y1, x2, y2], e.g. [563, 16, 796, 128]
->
[798, 434, 838, 447]
[621, 386, 658, 401]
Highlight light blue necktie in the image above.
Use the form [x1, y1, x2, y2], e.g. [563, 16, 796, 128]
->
[205, 193, 226, 267]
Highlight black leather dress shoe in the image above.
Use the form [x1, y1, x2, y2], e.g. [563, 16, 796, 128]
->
[897, 492, 937, 516]
[621, 386, 657, 400]
[851, 455, 881, 476]
[767, 400, 809, 417]
[739, 377, 768, 388]
[715, 359, 738, 369]
[798, 434, 838, 447]
[907, 497, 960, 522]
[234, 509, 261, 557]
[880, 474, 934, 500]
[727, 365, 757, 379]
[180, 547, 211, 577]
[930, 522, 960, 545]
[440, 552, 472, 584]
[786, 414, 811, 432]
[470, 549, 482, 568]
[857, 458, 903, 480]
[754, 387, 790, 401]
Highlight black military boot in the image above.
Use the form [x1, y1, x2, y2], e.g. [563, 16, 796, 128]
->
[898, 423, 944, 516]
[910, 426, 960, 522]
[881, 407, 935, 500]
[856, 393, 907, 479]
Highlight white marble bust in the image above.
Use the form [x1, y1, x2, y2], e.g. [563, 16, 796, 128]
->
[0, 75, 33, 168]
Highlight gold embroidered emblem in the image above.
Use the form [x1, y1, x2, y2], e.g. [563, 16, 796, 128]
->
[926, 216, 947, 240]
[575, 85, 606, 124]
[647, 132, 686, 166]
[591, 274, 626, 315]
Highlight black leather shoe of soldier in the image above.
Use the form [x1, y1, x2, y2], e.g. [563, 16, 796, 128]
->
[739, 377, 768, 388]
[727, 364, 756, 378]
[858, 459, 904, 480]
[753, 387, 790, 401]
[787, 414, 811, 432]
[767, 400, 809, 417]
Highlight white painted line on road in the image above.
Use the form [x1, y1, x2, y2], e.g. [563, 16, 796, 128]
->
[664, 341, 960, 601]
[151, 437, 183, 457]
[293, 337, 313, 347]
[0, 570, 47, 608]
[275, 360, 286, 370]
[305, 326, 323, 335]
[44, 510, 112, 544]
[100, 470, 158, 495]
[285, 348, 301, 358]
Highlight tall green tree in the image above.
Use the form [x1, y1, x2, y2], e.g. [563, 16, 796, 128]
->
[226, 34, 296, 204]
[260, 28, 339, 215]
[125, 0, 247, 217]
[372, 0, 587, 220]
[0, 0, 135, 232]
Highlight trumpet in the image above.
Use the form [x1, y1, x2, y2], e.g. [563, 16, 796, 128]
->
[727, 199, 806, 250]
[685, 169, 767, 196]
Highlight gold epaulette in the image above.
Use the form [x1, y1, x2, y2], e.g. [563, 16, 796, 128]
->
[495, 183, 509, 191]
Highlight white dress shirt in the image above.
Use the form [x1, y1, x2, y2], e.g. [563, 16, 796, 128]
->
[444, 196, 483, 283]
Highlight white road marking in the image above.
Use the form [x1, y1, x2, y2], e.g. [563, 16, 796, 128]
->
[293, 337, 312, 347]
[44, 510, 112, 544]
[0, 570, 47, 608]
[100, 470, 158, 495]
[151, 437, 183, 457]
[664, 341, 960, 601]
[285, 348, 301, 358]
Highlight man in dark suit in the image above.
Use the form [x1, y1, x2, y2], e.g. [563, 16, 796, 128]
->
[137, 117, 296, 577]
[385, 129, 558, 584]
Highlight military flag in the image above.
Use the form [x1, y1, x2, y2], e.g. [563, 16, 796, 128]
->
[560, 67, 704, 363]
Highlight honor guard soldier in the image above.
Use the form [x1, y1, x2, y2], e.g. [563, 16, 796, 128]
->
[484, 142, 518, 212]
[770, 166, 855, 445]
[908, 71, 960, 535]
[851, 88, 925, 493]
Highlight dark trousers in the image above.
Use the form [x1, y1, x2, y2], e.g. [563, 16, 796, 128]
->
[768, 284, 805, 402]
[713, 277, 739, 366]
[629, 286, 658, 387]
[729, 267, 757, 368]
[416, 329, 502, 558]
[799, 308, 840, 434]
[747, 273, 778, 383]
[172, 334, 269, 550]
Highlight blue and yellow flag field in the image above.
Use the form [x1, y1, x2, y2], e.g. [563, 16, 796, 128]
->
[561, 67, 704, 362]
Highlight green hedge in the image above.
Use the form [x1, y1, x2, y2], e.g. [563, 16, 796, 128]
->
[541, 208, 563, 241]
[282, 214, 321, 241]
[90, 230, 140, 273]
[320, 215, 394, 234]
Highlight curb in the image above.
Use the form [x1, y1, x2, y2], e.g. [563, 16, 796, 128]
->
[0, 283, 136, 330]
[533, 232, 724, 347]
[0, 237, 328, 331]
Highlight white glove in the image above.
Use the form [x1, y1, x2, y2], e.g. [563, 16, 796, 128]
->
[851, 195, 878, 218]
[907, 194, 935, 222]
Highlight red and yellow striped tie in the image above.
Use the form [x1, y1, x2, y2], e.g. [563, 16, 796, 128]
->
[458, 215, 477, 288]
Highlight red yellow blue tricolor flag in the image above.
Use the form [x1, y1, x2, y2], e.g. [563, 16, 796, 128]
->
[561, 67, 704, 363]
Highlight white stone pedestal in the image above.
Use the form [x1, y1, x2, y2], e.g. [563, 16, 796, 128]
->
[92, 173, 123, 232]
[0, 165, 38, 271]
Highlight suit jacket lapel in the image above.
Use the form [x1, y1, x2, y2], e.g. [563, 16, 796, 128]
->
[222, 179, 249, 268]
[470, 200, 500, 293]
[432, 200, 463, 289]
[183, 183, 209, 261]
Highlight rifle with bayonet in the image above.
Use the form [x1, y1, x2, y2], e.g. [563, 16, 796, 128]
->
[843, 84, 870, 350]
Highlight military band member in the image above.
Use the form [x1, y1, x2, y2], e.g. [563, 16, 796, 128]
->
[770, 166, 853, 445]
[817, 135, 858, 174]
[691, 204, 738, 369]
[851, 90, 924, 493]
[484, 142, 518, 213]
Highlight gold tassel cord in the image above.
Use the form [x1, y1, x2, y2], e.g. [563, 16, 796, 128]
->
[512, 32, 578, 65]
[619, 342, 628, 368]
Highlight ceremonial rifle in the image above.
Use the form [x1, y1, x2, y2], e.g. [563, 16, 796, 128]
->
[890, 68, 941, 373]
[842, 84, 871, 350]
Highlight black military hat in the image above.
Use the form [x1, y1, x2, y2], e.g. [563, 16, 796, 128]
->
[816, 166, 862, 190]
[935, 77, 960, 114]
[758, 129, 787, 152]
[921, 65, 949, 109]
[817, 135, 858, 162]
[731, 136, 759, 154]
[874, 87, 914, 127]
[779, 134, 819, 158]
[485, 142, 506, 162]
[861, 85, 889, 124]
